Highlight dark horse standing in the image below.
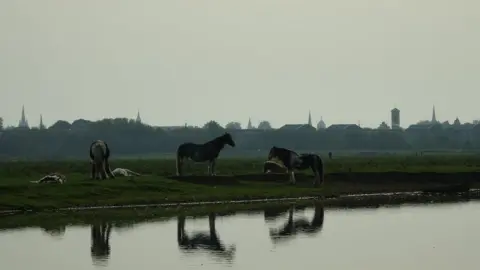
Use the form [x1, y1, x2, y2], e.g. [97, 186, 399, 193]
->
[266, 146, 324, 187]
[176, 133, 235, 176]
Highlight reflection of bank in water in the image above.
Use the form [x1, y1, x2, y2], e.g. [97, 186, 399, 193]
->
[267, 203, 324, 244]
[40, 225, 66, 239]
[177, 213, 236, 262]
[90, 223, 112, 266]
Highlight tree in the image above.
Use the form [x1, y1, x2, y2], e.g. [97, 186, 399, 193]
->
[258, 120, 272, 130]
[49, 120, 71, 131]
[225, 121, 242, 130]
[203, 120, 224, 134]
[0, 117, 3, 130]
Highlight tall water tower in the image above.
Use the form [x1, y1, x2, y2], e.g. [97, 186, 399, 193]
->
[391, 108, 400, 129]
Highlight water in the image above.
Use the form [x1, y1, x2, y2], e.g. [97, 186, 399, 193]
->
[1, 201, 479, 270]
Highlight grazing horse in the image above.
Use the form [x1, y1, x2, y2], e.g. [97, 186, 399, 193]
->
[89, 140, 115, 180]
[176, 132, 235, 176]
[266, 146, 324, 187]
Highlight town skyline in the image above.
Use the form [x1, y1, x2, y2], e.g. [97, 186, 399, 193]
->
[4, 104, 478, 130]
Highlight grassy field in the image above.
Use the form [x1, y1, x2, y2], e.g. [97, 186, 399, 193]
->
[0, 154, 480, 212]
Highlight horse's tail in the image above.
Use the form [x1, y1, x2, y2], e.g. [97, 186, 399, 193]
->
[91, 140, 108, 179]
[176, 144, 184, 176]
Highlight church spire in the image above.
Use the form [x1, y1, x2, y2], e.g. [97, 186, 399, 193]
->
[308, 110, 312, 126]
[247, 117, 253, 129]
[39, 114, 45, 129]
[431, 105, 437, 123]
[18, 105, 29, 128]
[135, 110, 142, 123]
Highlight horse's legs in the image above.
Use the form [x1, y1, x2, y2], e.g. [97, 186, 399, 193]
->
[289, 170, 296, 185]
[99, 161, 108, 180]
[94, 162, 101, 180]
[176, 157, 184, 176]
[312, 168, 320, 187]
[210, 159, 216, 176]
[105, 158, 115, 179]
[90, 162, 95, 179]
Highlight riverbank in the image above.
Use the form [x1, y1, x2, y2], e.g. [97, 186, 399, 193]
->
[0, 172, 479, 212]
[1, 191, 478, 231]
[1, 156, 479, 211]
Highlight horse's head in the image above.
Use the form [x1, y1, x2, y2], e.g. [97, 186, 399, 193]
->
[222, 132, 235, 147]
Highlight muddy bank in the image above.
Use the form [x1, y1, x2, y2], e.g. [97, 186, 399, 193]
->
[168, 171, 480, 184]
[2, 172, 479, 213]
[1, 189, 479, 231]
[168, 172, 480, 194]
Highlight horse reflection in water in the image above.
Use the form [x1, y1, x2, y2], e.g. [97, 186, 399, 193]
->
[90, 223, 112, 266]
[267, 203, 324, 243]
[177, 213, 236, 262]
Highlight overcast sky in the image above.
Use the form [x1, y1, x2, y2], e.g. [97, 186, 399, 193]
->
[1, 0, 479, 129]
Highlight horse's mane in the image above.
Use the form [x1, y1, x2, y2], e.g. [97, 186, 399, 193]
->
[271, 146, 299, 156]
[206, 133, 231, 145]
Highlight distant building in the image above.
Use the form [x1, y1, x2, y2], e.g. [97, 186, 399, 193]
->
[280, 111, 316, 131]
[159, 126, 184, 131]
[18, 105, 29, 128]
[453, 117, 461, 126]
[327, 124, 362, 131]
[391, 108, 400, 129]
[39, 114, 46, 129]
[279, 124, 316, 131]
[431, 105, 437, 123]
[317, 117, 326, 130]
[308, 110, 312, 126]
[135, 110, 142, 123]
[246, 117, 254, 129]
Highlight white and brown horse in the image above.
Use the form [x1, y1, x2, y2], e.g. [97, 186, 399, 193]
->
[89, 140, 115, 180]
[266, 146, 324, 187]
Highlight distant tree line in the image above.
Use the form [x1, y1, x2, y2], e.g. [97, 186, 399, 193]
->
[0, 118, 479, 160]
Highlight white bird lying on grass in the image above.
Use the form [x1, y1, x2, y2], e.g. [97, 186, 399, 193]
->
[30, 173, 67, 184]
[111, 168, 141, 177]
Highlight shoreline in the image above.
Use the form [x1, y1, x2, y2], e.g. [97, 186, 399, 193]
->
[1, 171, 479, 212]
[1, 190, 479, 230]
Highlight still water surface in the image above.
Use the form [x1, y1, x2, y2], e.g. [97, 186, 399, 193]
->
[1, 201, 479, 270]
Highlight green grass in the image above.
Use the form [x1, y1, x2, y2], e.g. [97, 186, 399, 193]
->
[2, 154, 480, 178]
[0, 154, 480, 211]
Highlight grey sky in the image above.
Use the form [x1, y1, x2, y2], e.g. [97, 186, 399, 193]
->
[1, 0, 479, 128]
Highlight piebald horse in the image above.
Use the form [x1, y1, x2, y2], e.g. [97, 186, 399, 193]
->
[89, 140, 115, 180]
[266, 146, 324, 187]
[176, 132, 235, 176]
